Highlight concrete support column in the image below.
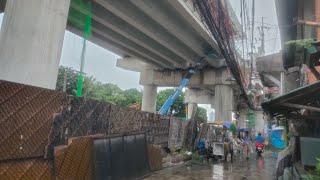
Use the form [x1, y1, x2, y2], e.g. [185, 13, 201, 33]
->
[141, 84, 157, 113]
[280, 72, 285, 95]
[238, 109, 248, 129]
[187, 103, 197, 120]
[214, 85, 233, 122]
[283, 67, 300, 93]
[0, 0, 70, 89]
[254, 111, 265, 134]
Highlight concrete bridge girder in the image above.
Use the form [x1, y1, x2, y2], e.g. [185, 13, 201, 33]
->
[74, 0, 223, 69]
[167, 0, 218, 50]
[0, 0, 230, 90]
[129, 0, 212, 58]
[95, 0, 200, 65]
[139, 68, 232, 88]
[184, 89, 214, 105]
[69, 2, 186, 68]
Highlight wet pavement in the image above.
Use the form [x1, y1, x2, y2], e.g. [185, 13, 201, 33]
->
[144, 152, 277, 180]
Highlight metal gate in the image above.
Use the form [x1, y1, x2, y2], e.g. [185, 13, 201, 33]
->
[93, 133, 150, 180]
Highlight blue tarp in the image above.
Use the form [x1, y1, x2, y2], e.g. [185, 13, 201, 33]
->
[223, 121, 232, 129]
[270, 129, 286, 149]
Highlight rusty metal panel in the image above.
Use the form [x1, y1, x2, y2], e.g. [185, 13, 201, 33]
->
[0, 78, 178, 180]
[0, 158, 53, 180]
[152, 115, 170, 145]
[147, 144, 163, 171]
[141, 113, 170, 145]
[47, 98, 111, 154]
[168, 118, 186, 149]
[47, 95, 172, 148]
[55, 137, 94, 180]
[93, 133, 150, 180]
[0, 80, 67, 161]
[108, 104, 143, 134]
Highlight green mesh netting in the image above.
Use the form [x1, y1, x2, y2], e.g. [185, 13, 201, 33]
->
[68, 0, 92, 97]
[247, 110, 256, 128]
[69, 0, 92, 38]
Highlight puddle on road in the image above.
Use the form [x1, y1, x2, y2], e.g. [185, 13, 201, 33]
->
[213, 164, 227, 179]
[144, 153, 277, 180]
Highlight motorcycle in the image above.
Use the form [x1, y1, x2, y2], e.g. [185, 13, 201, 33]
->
[255, 142, 264, 157]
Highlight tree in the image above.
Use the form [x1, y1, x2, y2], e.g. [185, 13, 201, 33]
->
[56, 66, 95, 96]
[195, 107, 207, 124]
[56, 67, 76, 95]
[56, 66, 206, 121]
[56, 66, 142, 108]
[156, 89, 186, 118]
[123, 89, 142, 107]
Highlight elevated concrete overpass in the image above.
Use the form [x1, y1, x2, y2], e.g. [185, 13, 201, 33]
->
[68, 0, 223, 70]
[0, 0, 239, 122]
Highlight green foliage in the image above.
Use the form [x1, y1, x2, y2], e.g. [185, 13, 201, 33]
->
[156, 89, 207, 121]
[307, 157, 320, 180]
[195, 107, 207, 124]
[56, 66, 142, 107]
[247, 110, 256, 128]
[156, 89, 186, 117]
[56, 66, 95, 97]
[230, 123, 237, 135]
[56, 66, 208, 121]
[285, 39, 316, 50]
[123, 89, 143, 106]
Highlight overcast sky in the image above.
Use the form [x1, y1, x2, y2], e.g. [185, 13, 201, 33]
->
[0, 1, 280, 91]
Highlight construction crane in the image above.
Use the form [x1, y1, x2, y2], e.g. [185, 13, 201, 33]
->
[158, 58, 206, 115]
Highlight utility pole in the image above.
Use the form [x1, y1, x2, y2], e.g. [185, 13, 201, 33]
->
[63, 68, 67, 93]
[250, 0, 255, 87]
[259, 17, 265, 56]
[257, 17, 269, 56]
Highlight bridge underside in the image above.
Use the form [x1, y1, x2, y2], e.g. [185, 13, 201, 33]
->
[68, 0, 223, 70]
[0, 0, 240, 121]
[0, 0, 223, 70]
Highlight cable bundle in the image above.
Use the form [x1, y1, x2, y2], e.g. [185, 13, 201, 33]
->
[193, 0, 252, 108]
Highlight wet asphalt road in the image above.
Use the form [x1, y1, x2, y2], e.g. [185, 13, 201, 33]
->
[144, 152, 277, 180]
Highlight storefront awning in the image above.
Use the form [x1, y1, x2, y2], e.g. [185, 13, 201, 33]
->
[262, 81, 320, 120]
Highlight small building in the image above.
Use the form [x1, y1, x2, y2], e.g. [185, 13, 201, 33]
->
[262, 0, 320, 179]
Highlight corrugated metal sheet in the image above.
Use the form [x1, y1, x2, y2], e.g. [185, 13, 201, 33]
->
[46, 98, 111, 158]
[55, 137, 94, 179]
[0, 80, 188, 179]
[147, 144, 163, 171]
[262, 81, 320, 114]
[93, 133, 150, 179]
[0, 158, 52, 180]
[168, 118, 185, 149]
[0, 80, 67, 161]
[108, 105, 144, 134]
[47, 98, 172, 157]
[144, 114, 170, 146]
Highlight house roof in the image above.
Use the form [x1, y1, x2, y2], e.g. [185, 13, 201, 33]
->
[262, 81, 320, 119]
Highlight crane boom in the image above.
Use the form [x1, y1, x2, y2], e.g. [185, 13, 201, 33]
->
[158, 56, 207, 115]
[158, 68, 196, 115]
